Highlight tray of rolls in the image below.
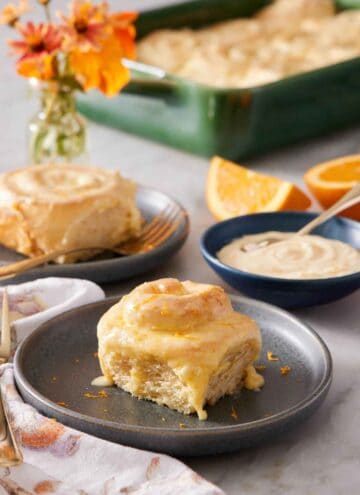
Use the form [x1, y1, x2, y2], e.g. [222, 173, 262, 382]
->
[77, 0, 360, 160]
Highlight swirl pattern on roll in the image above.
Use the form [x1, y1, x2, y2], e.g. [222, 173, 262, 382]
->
[0, 163, 142, 261]
[119, 278, 233, 329]
[0, 164, 123, 203]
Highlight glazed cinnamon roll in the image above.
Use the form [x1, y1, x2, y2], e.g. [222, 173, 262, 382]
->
[0, 164, 142, 263]
[97, 278, 264, 420]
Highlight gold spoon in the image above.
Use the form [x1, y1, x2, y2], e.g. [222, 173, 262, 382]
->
[241, 182, 360, 252]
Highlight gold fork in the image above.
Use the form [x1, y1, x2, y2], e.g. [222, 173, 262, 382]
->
[0, 289, 22, 466]
[0, 204, 186, 280]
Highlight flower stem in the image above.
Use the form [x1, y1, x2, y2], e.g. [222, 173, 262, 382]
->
[44, 4, 51, 22]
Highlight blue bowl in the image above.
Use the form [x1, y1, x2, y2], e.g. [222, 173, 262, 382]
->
[200, 212, 360, 309]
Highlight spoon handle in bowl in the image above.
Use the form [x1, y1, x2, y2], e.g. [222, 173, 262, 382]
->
[298, 182, 360, 235]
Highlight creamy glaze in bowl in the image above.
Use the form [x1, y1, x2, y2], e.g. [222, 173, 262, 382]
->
[201, 212, 360, 308]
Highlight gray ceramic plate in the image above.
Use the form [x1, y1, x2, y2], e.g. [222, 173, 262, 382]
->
[0, 187, 189, 285]
[14, 295, 332, 456]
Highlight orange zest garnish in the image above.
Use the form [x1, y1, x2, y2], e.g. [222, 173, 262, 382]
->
[231, 405, 238, 420]
[206, 156, 311, 221]
[280, 366, 291, 376]
[84, 389, 109, 399]
[160, 305, 170, 316]
[98, 389, 108, 397]
[267, 351, 279, 362]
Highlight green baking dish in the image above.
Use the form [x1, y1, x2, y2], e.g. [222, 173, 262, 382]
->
[77, 0, 360, 160]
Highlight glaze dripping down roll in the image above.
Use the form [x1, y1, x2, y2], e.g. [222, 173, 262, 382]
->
[97, 278, 264, 420]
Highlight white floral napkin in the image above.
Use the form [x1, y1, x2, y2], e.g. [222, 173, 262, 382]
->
[0, 278, 224, 495]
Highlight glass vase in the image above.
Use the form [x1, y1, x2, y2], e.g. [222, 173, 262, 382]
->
[28, 80, 87, 164]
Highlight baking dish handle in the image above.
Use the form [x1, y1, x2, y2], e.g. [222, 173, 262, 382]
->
[122, 59, 178, 98]
[336, 0, 360, 9]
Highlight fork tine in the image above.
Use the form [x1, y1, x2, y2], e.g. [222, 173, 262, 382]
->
[138, 210, 166, 237]
[141, 221, 183, 253]
[135, 210, 184, 254]
[122, 205, 177, 250]
[0, 289, 11, 358]
[138, 204, 175, 240]
[120, 206, 184, 255]
[144, 208, 182, 245]
[140, 205, 179, 243]
[146, 218, 184, 249]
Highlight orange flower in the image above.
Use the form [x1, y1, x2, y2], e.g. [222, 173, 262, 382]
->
[10, 22, 61, 59]
[109, 11, 137, 59]
[59, 0, 109, 51]
[0, 0, 29, 27]
[16, 52, 55, 79]
[3, 0, 137, 94]
[9, 22, 62, 79]
[69, 34, 131, 96]
[67, 5, 137, 96]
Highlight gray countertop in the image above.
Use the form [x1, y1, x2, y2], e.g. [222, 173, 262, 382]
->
[1, 1, 359, 494]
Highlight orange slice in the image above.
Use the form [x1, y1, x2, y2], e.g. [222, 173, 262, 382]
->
[304, 155, 360, 221]
[206, 156, 311, 220]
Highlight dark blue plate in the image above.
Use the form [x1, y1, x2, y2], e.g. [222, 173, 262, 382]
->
[201, 212, 360, 308]
[14, 295, 332, 456]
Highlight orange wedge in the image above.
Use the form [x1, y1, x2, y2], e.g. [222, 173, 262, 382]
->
[304, 155, 360, 221]
[206, 156, 311, 220]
